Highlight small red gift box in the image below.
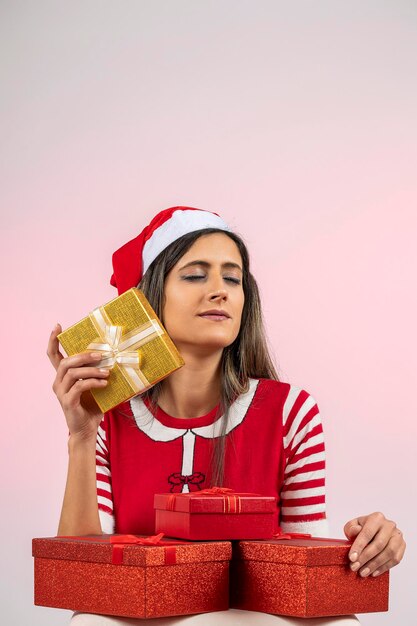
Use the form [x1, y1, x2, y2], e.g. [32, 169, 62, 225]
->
[154, 487, 276, 540]
[230, 532, 389, 618]
[33, 533, 231, 619]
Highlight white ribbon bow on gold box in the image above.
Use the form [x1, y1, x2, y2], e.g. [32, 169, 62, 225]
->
[88, 306, 164, 393]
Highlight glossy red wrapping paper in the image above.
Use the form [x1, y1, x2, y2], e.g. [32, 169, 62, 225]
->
[230, 536, 389, 618]
[32, 534, 231, 619]
[154, 488, 276, 540]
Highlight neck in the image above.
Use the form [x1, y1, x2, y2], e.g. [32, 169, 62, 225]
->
[157, 348, 223, 418]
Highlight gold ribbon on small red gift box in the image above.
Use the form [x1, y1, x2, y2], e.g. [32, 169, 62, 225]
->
[165, 486, 261, 514]
[59, 532, 187, 565]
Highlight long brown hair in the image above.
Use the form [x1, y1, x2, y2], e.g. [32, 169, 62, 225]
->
[137, 227, 280, 486]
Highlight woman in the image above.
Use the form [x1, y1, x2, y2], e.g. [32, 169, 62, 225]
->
[48, 207, 405, 625]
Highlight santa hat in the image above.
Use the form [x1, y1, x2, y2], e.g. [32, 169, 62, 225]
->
[110, 206, 232, 294]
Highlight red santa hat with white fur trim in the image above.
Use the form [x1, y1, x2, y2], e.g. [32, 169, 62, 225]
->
[110, 206, 232, 295]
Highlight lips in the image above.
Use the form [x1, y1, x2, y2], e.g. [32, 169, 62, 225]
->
[199, 314, 230, 321]
[198, 309, 231, 320]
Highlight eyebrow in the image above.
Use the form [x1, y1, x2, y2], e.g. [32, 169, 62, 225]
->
[178, 260, 243, 273]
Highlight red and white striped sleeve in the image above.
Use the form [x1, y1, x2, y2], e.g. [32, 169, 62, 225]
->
[96, 416, 115, 534]
[280, 386, 329, 537]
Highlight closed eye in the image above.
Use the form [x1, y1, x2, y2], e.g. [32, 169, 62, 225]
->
[183, 275, 241, 285]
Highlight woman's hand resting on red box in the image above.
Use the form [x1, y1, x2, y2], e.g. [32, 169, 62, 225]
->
[344, 511, 406, 578]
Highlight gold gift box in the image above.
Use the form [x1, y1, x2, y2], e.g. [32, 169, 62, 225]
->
[58, 288, 184, 413]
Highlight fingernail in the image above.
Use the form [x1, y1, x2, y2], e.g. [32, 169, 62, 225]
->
[360, 568, 370, 577]
[91, 352, 102, 359]
[372, 570, 380, 577]
[99, 369, 110, 374]
[351, 562, 360, 572]
[349, 552, 358, 562]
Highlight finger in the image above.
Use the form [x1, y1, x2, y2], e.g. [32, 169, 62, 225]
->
[354, 530, 402, 577]
[344, 519, 362, 540]
[348, 512, 385, 562]
[60, 366, 110, 395]
[350, 520, 396, 570]
[61, 378, 108, 411]
[371, 537, 406, 577]
[47, 324, 64, 371]
[55, 351, 104, 385]
[370, 558, 397, 577]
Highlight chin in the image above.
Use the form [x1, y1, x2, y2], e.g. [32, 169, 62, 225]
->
[173, 333, 238, 352]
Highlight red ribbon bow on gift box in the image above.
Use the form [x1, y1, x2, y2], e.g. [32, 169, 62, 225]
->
[59, 532, 186, 565]
[273, 527, 312, 540]
[198, 487, 234, 495]
[109, 533, 184, 565]
[166, 486, 260, 514]
[272, 528, 351, 544]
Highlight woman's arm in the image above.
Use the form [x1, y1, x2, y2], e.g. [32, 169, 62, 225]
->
[47, 323, 111, 536]
[57, 434, 102, 536]
[280, 388, 328, 537]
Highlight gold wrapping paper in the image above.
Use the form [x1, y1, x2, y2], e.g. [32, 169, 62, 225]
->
[58, 288, 184, 412]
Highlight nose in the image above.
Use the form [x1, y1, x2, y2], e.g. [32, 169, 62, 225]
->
[207, 274, 228, 302]
[209, 289, 228, 302]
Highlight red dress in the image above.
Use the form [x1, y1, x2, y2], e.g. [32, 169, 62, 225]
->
[96, 378, 328, 537]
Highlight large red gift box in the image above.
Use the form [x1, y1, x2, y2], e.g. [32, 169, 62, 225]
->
[154, 487, 276, 540]
[230, 533, 389, 618]
[33, 533, 231, 619]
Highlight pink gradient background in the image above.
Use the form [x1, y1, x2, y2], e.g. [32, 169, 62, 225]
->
[1, 2, 416, 625]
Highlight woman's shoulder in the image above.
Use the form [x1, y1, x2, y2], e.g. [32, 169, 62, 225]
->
[251, 377, 317, 401]
[250, 378, 322, 434]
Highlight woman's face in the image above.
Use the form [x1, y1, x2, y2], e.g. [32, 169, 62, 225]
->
[162, 232, 245, 354]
